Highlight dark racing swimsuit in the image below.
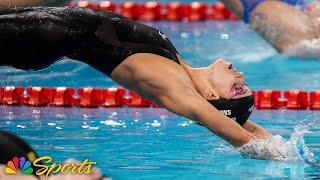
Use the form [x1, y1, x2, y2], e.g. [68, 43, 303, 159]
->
[0, 7, 179, 76]
[0, 7, 253, 126]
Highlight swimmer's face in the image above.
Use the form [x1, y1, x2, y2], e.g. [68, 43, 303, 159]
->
[209, 59, 252, 99]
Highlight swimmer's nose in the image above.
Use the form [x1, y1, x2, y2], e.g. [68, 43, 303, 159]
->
[236, 72, 244, 78]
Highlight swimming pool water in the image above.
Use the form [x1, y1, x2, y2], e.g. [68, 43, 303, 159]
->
[1, 17, 320, 179]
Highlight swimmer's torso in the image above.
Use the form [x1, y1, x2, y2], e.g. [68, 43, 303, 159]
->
[0, 7, 180, 76]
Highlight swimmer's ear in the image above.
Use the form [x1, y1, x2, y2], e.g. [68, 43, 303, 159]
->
[205, 89, 220, 100]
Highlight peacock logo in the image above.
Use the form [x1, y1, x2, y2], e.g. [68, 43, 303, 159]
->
[5, 156, 33, 175]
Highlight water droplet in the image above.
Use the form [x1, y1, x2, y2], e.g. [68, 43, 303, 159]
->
[56, 114, 65, 118]
[82, 114, 91, 119]
[82, 125, 89, 129]
[151, 120, 161, 127]
[17, 125, 26, 129]
[220, 33, 229, 40]
[32, 110, 41, 115]
[89, 126, 99, 130]
[181, 32, 190, 39]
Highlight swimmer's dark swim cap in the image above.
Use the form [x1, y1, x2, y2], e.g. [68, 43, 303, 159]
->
[207, 95, 254, 126]
[0, 131, 42, 178]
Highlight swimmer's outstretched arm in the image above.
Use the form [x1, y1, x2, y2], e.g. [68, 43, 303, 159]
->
[242, 120, 272, 139]
[113, 52, 258, 147]
[155, 85, 257, 147]
[219, 0, 319, 53]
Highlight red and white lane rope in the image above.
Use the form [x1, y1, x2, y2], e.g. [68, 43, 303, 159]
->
[0, 86, 319, 110]
[67, 1, 239, 21]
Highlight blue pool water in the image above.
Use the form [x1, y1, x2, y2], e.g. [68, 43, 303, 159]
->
[1, 15, 320, 180]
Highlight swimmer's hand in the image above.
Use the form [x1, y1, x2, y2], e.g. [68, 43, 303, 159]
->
[236, 136, 290, 161]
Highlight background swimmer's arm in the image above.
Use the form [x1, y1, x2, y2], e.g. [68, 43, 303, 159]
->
[243, 120, 272, 139]
[159, 90, 257, 147]
[219, 0, 319, 52]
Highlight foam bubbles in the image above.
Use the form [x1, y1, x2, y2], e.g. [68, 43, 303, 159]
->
[237, 120, 319, 165]
[285, 38, 320, 59]
[100, 120, 125, 127]
[150, 120, 161, 127]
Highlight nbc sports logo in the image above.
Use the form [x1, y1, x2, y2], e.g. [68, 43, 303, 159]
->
[5, 156, 33, 175]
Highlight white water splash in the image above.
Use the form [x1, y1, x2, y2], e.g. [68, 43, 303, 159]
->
[150, 120, 161, 127]
[237, 117, 320, 167]
[100, 120, 125, 127]
[285, 38, 320, 59]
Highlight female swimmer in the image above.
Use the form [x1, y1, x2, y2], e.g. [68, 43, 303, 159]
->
[0, 7, 281, 158]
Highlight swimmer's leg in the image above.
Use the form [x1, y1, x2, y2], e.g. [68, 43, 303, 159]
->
[219, 0, 319, 53]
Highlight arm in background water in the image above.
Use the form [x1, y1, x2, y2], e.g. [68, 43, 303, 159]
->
[219, 0, 320, 57]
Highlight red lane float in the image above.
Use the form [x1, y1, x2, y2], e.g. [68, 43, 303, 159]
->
[166, 2, 184, 21]
[102, 88, 125, 107]
[50, 87, 76, 107]
[140, 2, 162, 21]
[69, 1, 239, 21]
[26, 87, 51, 106]
[76, 0, 90, 8]
[1, 87, 24, 105]
[256, 90, 281, 109]
[1, 86, 320, 110]
[310, 91, 320, 110]
[0, 87, 3, 104]
[129, 91, 151, 107]
[188, 2, 208, 21]
[255, 89, 310, 110]
[78, 88, 103, 108]
[284, 90, 308, 110]
[120, 2, 142, 20]
[209, 2, 226, 20]
[99, 1, 116, 12]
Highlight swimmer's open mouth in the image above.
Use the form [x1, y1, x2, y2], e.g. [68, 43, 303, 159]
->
[230, 84, 247, 98]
